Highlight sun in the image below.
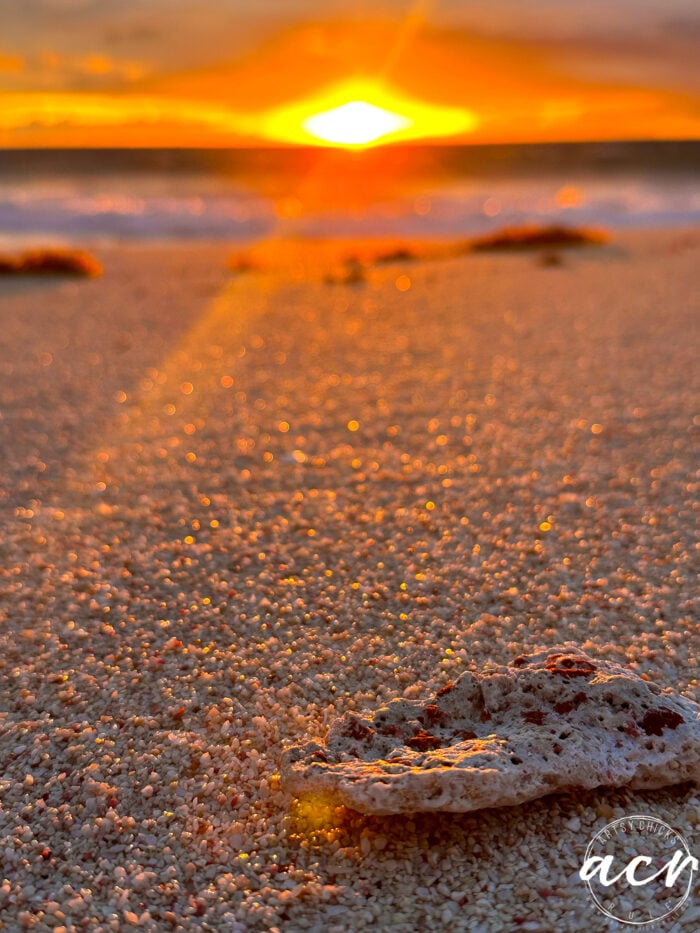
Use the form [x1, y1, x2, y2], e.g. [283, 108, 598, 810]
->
[301, 100, 411, 147]
[257, 80, 478, 148]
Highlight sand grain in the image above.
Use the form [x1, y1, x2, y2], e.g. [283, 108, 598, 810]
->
[0, 230, 698, 931]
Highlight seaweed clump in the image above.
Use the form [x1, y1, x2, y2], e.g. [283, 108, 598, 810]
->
[469, 224, 607, 252]
[0, 248, 102, 277]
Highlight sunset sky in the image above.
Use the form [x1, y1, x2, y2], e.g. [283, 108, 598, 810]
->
[1, 0, 699, 147]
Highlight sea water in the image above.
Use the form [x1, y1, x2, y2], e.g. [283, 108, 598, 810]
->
[0, 142, 698, 247]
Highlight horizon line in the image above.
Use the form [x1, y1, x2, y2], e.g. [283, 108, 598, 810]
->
[1, 137, 699, 153]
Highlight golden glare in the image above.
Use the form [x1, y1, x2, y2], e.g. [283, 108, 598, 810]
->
[302, 100, 411, 147]
[290, 794, 344, 832]
[259, 80, 478, 148]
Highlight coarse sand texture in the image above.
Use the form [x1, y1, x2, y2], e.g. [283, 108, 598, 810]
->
[0, 231, 698, 930]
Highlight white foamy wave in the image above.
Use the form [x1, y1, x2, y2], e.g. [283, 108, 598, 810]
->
[0, 185, 275, 243]
[0, 166, 698, 245]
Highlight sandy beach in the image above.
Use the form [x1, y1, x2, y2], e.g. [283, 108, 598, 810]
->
[0, 228, 698, 931]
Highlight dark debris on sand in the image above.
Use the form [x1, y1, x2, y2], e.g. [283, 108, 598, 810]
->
[468, 224, 608, 252]
[0, 248, 102, 277]
[372, 247, 419, 264]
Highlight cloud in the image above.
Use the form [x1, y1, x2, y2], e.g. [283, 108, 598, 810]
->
[78, 53, 146, 80]
[0, 48, 149, 93]
[0, 51, 24, 72]
[103, 23, 161, 46]
[26, 49, 149, 87]
[0, 91, 259, 140]
[3, 2, 699, 102]
[36, 0, 96, 8]
[2, 11, 699, 146]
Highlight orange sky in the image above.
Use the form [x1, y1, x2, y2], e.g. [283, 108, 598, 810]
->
[1, 2, 699, 147]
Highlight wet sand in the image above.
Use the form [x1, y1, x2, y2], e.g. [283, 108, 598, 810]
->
[0, 229, 698, 931]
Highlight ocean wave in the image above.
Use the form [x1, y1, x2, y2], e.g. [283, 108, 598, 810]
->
[0, 169, 698, 243]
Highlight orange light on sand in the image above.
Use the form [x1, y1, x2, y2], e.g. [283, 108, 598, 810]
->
[259, 80, 477, 148]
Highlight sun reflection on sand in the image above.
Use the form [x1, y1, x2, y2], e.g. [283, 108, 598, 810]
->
[289, 794, 347, 833]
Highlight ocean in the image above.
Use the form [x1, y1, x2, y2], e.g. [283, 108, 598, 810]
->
[0, 141, 698, 246]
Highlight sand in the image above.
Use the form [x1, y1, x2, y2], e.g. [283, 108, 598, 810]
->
[0, 228, 698, 931]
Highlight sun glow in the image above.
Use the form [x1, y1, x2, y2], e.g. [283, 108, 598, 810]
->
[302, 100, 411, 146]
[259, 80, 478, 148]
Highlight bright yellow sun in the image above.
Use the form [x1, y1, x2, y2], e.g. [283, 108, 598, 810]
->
[257, 80, 478, 148]
[301, 100, 411, 146]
